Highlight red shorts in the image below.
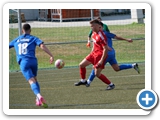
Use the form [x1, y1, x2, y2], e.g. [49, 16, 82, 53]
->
[86, 52, 107, 69]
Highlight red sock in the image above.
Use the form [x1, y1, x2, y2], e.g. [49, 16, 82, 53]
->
[98, 74, 111, 84]
[80, 67, 86, 79]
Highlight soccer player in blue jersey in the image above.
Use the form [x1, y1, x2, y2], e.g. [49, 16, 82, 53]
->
[9, 23, 54, 108]
[85, 22, 140, 87]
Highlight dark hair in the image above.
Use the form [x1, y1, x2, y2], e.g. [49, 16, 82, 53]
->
[96, 16, 102, 20]
[90, 19, 100, 24]
[22, 23, 31, 31]
[99, 22, 103, 27]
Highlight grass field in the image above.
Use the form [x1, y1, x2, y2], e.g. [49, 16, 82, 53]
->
[9, 40, 145, 71]
[9, 23, 145, 71]
[9, 23, 145, 109]
[9, 23, 145, 42]
[9, 63, 145, 109]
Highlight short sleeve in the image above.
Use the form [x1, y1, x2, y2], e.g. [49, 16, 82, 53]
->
[105, 32, 116, 39]
[100, 37, 107, 47]
[9, 40, 15, 49]
[34, 37, 44, 46]
[9, 38, 18, 49]
[99, 31, 107, 46]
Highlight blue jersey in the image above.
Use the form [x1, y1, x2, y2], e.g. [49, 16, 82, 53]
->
[9, 34, 43, 64]
[103, 31, 116, 55]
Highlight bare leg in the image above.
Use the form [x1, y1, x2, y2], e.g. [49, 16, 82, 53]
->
[79, 58, 91, 68]
[111, 64, 120, 72]
[28, 77, 37, 85]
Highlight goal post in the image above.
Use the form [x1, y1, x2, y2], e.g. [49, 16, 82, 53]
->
[17, 9, 22, 35]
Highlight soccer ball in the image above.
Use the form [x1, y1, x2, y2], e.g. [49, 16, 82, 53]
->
[55, 59, 65, 69]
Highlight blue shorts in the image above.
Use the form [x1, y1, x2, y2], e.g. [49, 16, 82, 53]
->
[105, 53, 118, 65]
[19, 58, 38, 81]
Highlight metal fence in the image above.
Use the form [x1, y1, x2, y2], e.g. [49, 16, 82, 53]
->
[9, 9, 145, 72]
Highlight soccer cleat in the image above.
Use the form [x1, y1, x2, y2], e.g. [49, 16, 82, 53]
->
[106, 84, 115, 90]
[74, 81, 87, 86]
[133, 63, 140, 74]
[36, 97, 48, 108]
[85, 83, 90, 87]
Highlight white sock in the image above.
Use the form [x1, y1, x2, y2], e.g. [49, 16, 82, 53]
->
[87, 79, 91, 84]
[109, 82, 113, 86]
[37, 93, 42, 99]
[132, 63, 135, 68]
[80, 79, 86, 83]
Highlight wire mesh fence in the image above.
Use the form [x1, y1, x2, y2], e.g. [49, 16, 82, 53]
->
[9, 9, 145, 72]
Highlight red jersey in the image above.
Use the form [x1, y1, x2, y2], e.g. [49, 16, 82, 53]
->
[92, 30, 107, 54]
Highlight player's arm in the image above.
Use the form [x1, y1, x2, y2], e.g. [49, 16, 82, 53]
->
[107, 46, 112, 51]
[97, 32, 108, 66]
[88, 30, 92, 41]
[40, 43, 54, 64]
[88, 36, 91, 42]
[101, 45, 108, 62]
[9, 43, 14, 49]
[114, 35, 133, 42]
[87, 30, 93, 48]
[91, 43, 94, 52]
[9, 39, 16, 49]
[97, 45, 108, 67]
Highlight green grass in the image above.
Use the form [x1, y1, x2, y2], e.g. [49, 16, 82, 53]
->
[9, 23, 145, 42]
[9, 23, 145, 71]
[9, 23, 145, 110]
[9, 40, 145, 71]
[109, 23, 145, 39]
[9, 63, 145, 109]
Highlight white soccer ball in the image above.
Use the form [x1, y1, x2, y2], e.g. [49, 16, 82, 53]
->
[55, 59, 65, 69]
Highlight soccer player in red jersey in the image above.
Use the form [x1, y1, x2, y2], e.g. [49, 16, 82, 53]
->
[75, 19, 115, 90]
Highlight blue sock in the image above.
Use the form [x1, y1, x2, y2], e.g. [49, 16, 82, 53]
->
[119, 64, 133, 70]
[88, 69, 96, 82]
[36, 82, 40, 93]
[30, 82, 40, 96]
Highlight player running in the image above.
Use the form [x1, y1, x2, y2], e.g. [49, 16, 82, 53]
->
[75, 19, 115, 90]
[87, 17, 110, 48]
[9, 23, 54, 108]
[85, 22, 140, 87]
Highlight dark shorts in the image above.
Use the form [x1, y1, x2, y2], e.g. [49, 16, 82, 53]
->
[105, 53, 118, 65]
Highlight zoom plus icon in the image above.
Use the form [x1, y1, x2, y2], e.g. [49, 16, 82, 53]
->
[137, 89, 158, 110]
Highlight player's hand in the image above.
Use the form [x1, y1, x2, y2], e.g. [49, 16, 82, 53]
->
[50, 56, 54, 64]
[128, 39, 133, 42]
[96, 60, 103, 68]
[86, 42, 91, 48]
[108, 46, 112, 51]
